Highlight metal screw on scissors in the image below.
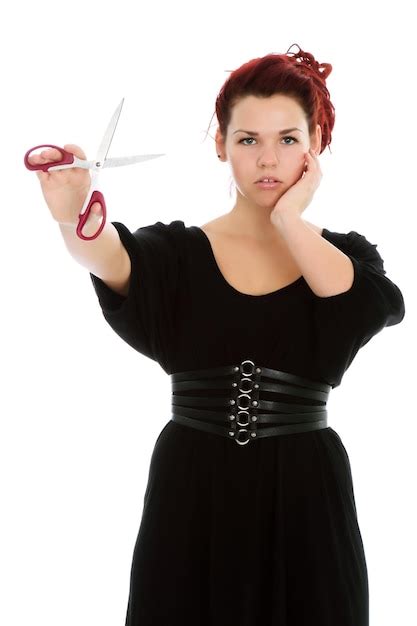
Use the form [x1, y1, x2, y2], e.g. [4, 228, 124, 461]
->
[23, 98, 165, 240]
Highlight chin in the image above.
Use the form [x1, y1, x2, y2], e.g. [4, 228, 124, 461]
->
[254, 189, 283, 203]
[236, 186, 282, 207]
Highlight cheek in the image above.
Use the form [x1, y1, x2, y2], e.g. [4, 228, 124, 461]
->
[289, 149, 306, 163]
[229, 160, 248, 180]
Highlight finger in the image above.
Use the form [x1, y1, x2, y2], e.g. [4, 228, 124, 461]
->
[36, 170, 46, 181]
[306, 151, 317, 166]
[64, 144, 87, 160]
[40, 148, 62, 161]
[28, 152, 50, 165]
[28, 148, 63, 166]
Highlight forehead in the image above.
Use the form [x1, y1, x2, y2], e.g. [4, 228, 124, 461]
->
[231, 94, 305, 126]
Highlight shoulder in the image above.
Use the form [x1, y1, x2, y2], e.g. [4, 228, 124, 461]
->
[324, 228, 386, 274]
[113, 219, 185, 238]
[111, 219, 186, 260]
[134, 219, 186, 236]
[131, 219, 186, 246]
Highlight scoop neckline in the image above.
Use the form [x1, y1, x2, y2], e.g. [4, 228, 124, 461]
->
[192, 225, 330, 299]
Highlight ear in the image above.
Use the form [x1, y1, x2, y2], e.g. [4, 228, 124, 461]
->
[313, 123, 322, 154]
[215, 128, 226, 160]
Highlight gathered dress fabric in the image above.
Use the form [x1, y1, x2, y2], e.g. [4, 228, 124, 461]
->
[90, 220, 405, 626]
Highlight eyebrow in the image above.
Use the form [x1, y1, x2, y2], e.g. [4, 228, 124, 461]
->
[232, 127, 304, 135]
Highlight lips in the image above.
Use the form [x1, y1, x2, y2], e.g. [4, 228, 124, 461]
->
[256, 177, 280, 182]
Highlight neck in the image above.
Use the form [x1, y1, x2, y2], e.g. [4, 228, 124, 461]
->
[224, 196, 283, 241]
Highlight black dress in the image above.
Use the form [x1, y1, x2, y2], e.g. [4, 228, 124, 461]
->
[90, 220, 405, 626]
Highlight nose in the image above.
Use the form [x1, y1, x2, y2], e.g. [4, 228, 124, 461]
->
[257, 146, 280, 168]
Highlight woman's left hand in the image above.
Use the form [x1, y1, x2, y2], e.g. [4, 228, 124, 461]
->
[270, 148, 322, 224]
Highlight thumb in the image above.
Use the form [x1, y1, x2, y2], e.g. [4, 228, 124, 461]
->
[63, 144, 87, 161]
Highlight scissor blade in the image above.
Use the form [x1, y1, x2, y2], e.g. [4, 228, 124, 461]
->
[103, 153, 166, 168]
[47, 159, 96, 171]
[96, 98, 125, 164]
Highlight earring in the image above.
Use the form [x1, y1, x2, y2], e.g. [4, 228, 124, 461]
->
[217, 154, 221, 158]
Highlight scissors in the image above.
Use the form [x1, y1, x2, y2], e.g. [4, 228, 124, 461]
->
[24, 98, 165, 240]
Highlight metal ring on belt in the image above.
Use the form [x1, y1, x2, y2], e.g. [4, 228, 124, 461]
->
[170, 359, 331, 446]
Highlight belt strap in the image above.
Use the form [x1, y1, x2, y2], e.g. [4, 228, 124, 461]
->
[170, 360, 330, 446]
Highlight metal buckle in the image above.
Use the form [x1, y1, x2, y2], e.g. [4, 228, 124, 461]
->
[240, 359, 255, 376]
[239, 377, 254, 393]
[237, 410, 250, 427]
[229, 359, 261, 446]
[235, 428, 251, 445]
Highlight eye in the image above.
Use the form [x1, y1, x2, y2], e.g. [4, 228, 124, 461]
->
[238, 136, 298, 146]
[239, 137, 256, 146]
[282, 136, 298, 145]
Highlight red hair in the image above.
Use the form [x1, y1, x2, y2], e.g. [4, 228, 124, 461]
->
[209, 43, 335, 155]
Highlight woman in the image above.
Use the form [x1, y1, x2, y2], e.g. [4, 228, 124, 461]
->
[32, 43, 406, 626]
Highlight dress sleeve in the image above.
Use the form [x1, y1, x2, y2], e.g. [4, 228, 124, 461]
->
[311, 229, 405, 370]
[89, 219, 185, 365]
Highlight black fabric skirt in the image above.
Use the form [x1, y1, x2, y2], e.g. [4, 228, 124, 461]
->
[124, 418, 368, 626]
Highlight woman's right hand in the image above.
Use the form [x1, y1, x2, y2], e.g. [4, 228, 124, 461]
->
[28, 144, 102, 226]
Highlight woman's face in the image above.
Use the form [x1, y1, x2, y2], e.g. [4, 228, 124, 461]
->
[216, 94, 321, 210]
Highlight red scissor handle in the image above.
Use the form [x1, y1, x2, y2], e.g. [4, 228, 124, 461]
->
[24, 144, 106, 241]
[24, 144, 75, 171]
[76, 191, 107, 241]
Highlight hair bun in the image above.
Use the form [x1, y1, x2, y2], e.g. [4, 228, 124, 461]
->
[286, 43, 332, 80]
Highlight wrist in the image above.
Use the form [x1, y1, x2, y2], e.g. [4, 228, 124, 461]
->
[271, 210, 302, 231]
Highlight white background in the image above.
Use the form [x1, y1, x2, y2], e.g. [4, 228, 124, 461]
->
[1, 1, 415, 624]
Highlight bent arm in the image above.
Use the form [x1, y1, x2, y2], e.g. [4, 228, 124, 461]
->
[273, 213, 354, 298]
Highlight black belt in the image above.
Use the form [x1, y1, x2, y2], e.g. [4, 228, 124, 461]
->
[170, 359, 331, 446]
